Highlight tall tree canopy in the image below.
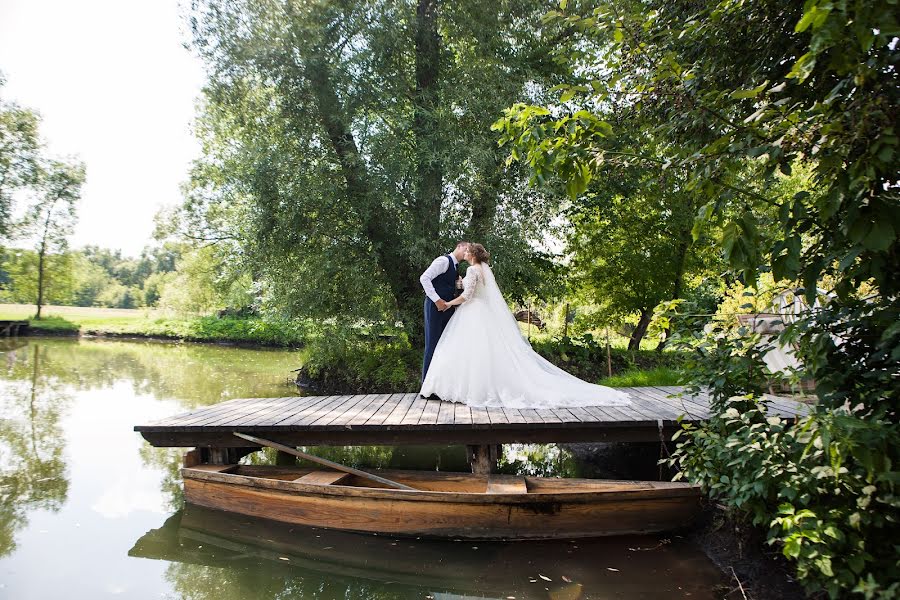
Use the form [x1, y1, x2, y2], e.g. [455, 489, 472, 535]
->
[0, 77, 42, 238]
[494, 2, 898, 595]
[182, 0, 576, 339]
[18, 159, 85, 318]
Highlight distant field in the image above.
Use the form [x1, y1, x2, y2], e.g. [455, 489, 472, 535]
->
[0, 303, 169, 329]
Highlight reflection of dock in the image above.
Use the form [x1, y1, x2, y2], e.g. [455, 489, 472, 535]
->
[0, 320, 29, 336]
[135, 386, 808, 449]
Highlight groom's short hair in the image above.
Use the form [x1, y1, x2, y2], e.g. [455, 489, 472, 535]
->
[454, 241, 470, 250]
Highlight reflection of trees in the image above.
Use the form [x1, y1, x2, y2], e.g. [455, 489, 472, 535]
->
[499, 444, 578, 478]
[165, 561, 414, 600]
[0, 344, 70, 556]
[138, 444, 186, 512]
[5, 337, 302, 408]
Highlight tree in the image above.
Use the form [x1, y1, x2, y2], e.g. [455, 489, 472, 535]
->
[182, 0, 575, 341]
[568, 181, 717, 350]
[494, 2, 899, 595]
[19, 159, 85, 318]
[0, 76, 42, 238]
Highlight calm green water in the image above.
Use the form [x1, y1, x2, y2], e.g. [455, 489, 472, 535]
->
[0, 336, 726, 599]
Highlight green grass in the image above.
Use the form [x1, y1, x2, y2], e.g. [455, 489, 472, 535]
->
[0, 303, 309, 347]
[603, 366, 684, 387]
[25, 315, 80, 333]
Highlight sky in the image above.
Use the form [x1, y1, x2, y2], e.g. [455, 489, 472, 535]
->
[0, 0, 205, 256]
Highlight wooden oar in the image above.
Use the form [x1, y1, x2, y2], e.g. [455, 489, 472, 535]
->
[233, 432, 416, 491]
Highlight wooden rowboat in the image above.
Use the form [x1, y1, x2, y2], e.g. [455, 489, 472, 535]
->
[182, 464, 700, 539]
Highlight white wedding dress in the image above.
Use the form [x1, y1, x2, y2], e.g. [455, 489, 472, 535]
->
[420, 263, 631, 408]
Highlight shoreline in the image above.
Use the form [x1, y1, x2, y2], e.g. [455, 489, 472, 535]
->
[22, 326, 303, 350]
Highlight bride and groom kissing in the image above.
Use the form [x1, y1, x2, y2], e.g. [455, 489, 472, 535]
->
[418, 242, 630, 409]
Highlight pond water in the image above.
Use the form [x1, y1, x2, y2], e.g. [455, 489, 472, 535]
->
[0, 336, 726, 599]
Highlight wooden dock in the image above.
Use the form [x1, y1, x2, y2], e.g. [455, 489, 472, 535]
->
[0, 320, 29, 336]
[135, 386, 809, 449]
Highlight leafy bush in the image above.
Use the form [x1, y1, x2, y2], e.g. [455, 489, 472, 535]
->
[671, 400, 898, 599]
[532, 333, 686, 384]
[135, 315, 309, 347]
[298, 333, 421, 393]
[27, 315, 79, 334]
[668, 299, 899, 598]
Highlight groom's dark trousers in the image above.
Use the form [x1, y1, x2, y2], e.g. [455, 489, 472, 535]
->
[422, 255, 458, 381]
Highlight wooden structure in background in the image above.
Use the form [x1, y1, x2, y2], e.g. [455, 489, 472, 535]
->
[0, 320, 29, 336]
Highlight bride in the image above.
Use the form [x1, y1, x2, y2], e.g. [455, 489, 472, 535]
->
[419, 243, 631, 408]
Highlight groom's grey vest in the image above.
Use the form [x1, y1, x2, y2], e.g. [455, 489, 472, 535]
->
[433, 255, 458, 301]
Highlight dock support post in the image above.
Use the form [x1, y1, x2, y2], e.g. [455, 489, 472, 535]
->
[467, 444, 500, 475]
[275, 450, 296, 466]
[200, 447, 256, 465]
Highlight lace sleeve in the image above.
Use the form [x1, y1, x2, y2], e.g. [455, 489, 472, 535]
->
[460, 265, 480, 301]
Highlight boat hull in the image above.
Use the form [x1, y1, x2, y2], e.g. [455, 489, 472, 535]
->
[183, 466, 700, 540]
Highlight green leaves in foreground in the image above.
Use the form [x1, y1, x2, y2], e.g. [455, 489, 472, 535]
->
[670, 400, 899, 599]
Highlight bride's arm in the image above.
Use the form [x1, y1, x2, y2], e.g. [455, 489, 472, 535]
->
[446, 266, 479, 307]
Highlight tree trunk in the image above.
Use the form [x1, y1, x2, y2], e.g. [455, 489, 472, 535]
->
[628, 308, 652, 351]
[468, 159, 501, 240]
[35, 208, 53, 319]
[298, 49, 419, 330]
[413, 0, 442, 245]
[656, 238, 690, 352]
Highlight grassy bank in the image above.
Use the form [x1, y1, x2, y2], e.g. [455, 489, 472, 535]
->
[0, 304, 309, 347]
[298, 332, 685, 394]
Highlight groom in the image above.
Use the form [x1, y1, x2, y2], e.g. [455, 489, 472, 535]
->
[419, 241, 468, 381]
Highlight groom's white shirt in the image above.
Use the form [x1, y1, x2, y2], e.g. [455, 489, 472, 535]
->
[420, 253, 459, 303]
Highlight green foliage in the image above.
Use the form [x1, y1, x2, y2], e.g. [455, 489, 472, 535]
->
[0, 76, 41, 237]
[602, 366, 682, 388]
[108, 315, 310, 347]
[179, 0, 576, 340]
[530, 333, 686, 384]
[494, 2, 899, 596]
[26, 316, 79, 334]
[670, 399, 899, 599]
[0, 250, 75, 306]
[298, 333, 421, 393]
[498, 0, 899, 301]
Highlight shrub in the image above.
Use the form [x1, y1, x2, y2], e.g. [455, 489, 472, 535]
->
[668, 299, 899, 598]
[532, 333, 686, 383]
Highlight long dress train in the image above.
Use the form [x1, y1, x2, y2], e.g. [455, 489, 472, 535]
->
[420, 263, 631, 408]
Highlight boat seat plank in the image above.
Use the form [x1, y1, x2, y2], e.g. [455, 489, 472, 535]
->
[487, 477, 527, 494]
[189, 464, 237, 473]
[294, 471, 351, 485]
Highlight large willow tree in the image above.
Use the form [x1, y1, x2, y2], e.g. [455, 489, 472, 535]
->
[182, 0, 572, 339]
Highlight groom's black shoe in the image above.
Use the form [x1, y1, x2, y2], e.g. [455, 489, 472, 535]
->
[420, 393, 442, 401]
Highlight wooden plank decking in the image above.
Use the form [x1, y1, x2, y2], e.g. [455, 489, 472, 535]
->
[135, 386, 810, 448]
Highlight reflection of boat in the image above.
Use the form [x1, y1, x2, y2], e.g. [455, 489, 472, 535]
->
[130, 504, 724, 599]
[183, 464, 699, 539]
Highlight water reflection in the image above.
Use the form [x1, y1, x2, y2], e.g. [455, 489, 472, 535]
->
[132, 505, 725, 599]
[0, 337, 725, 599]
[0, 344, 70, 557]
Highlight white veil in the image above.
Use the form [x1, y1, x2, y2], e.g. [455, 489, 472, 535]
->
[475, 263, 632, 406]
[478, 263, 534, 352]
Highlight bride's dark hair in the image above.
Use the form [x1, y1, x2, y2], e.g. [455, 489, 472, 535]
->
[468, 243, 490, 264]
